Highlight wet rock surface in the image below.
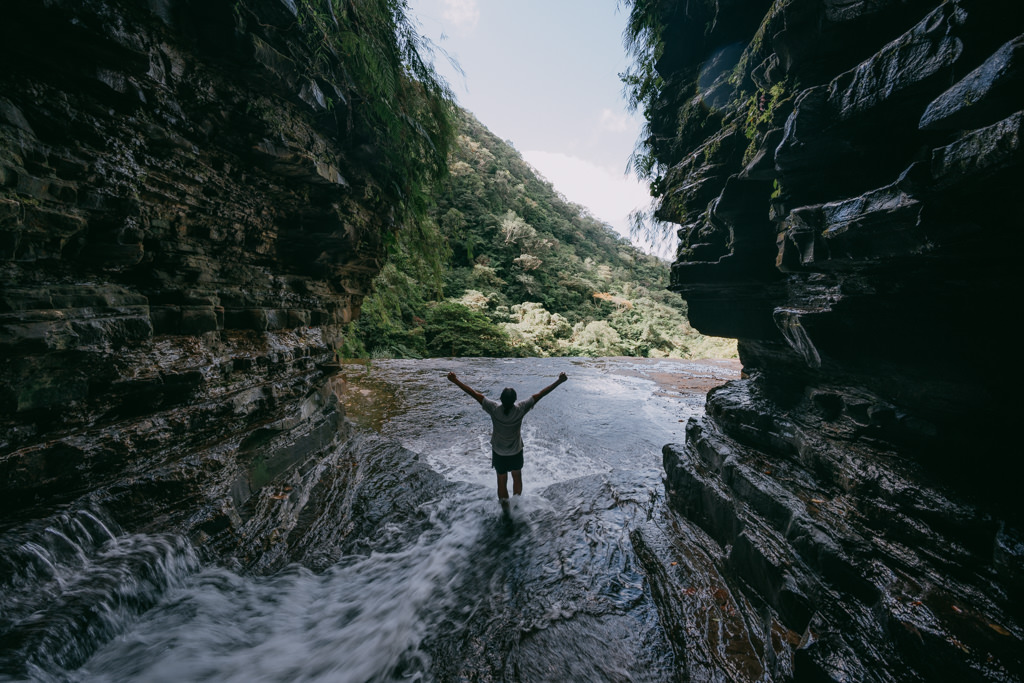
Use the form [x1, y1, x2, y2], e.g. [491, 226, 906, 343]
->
[645, 0, 1024, 679]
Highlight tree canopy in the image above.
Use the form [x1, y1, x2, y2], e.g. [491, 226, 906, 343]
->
[347, 109, 736, 360]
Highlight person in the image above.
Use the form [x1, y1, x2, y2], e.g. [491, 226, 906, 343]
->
[447, 371, 568, 512]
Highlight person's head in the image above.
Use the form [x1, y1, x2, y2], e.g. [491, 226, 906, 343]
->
[500, 387, 517, 414]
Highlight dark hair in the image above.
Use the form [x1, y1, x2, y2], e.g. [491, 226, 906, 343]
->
[500, 387, 517, 415]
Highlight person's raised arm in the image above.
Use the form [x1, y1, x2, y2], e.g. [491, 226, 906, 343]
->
[531, 372, 568, 403]
[447, 371, 485, 404]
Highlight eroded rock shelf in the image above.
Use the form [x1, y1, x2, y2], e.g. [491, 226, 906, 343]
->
[646, 0, 1024, 678]
[1, 0, 389, 548]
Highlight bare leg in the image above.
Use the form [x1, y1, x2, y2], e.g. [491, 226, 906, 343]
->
[511, 469, 523, 497]
[496, 472, 511, 517]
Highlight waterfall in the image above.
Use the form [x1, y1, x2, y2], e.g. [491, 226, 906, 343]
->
[0, 507, 200, 680]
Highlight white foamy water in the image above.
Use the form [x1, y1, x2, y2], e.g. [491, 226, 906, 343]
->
[75, 492, 494, 683]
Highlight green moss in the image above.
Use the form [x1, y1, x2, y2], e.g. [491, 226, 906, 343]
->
[741, 80, 792, 165]
[744, 81, 789, 141]
[703, 137, 722, 163]
[731, 0, 793, 87]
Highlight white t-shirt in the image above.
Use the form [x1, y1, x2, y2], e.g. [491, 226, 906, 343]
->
[481, 396, 536, 455]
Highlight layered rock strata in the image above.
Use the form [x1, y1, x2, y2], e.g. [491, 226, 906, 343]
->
[0, 0, 399, 562]
[645, 0, 1024, 679]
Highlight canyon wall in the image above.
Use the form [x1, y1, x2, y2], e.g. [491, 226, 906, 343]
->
[648, 0, 1024, 679]
[4, 0, 1024, 678]
[0, 0, 420, 569]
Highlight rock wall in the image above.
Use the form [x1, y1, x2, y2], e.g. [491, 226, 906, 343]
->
[647, 0, 1024, 679]
[0, 0, 398, 562]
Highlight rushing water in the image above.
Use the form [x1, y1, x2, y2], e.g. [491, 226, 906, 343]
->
[0, 357, 741, 682]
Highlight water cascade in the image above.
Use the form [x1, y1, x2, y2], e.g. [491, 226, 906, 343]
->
[1, 358, 747, 682]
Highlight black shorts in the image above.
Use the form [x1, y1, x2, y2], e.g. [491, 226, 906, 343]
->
[492, 450, 523, 475]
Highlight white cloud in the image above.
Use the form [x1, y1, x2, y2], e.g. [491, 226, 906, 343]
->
[522, 150, 651, 242]
[442, 0, 479, 30]
[598, 108, 631, 133]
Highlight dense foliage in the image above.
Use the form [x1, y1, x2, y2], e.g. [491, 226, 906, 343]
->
[257, 2, 732, 360]
[288, 0, 457, 225]
[347, 110, 736, 359]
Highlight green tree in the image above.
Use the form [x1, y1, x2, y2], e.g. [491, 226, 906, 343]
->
[423, 302, 515, 357]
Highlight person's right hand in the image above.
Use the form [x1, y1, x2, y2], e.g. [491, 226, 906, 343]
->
[447, 371, 457, 382]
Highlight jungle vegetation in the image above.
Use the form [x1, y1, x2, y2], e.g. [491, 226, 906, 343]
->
[295, 0, 733, 359]
[344, 110, 736, 360]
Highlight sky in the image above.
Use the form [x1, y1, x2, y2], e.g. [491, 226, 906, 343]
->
[407, 0, 657, 251]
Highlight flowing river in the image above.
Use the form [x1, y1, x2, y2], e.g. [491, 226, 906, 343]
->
[1, 357, 749, 682]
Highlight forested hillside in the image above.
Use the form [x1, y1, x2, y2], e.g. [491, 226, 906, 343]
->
[347, 110, 736, 359]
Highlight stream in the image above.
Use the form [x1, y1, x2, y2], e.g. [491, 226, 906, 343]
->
[1, 357, 750, 682]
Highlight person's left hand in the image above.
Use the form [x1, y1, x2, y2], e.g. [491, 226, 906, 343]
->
[558, 372, 568, 383]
